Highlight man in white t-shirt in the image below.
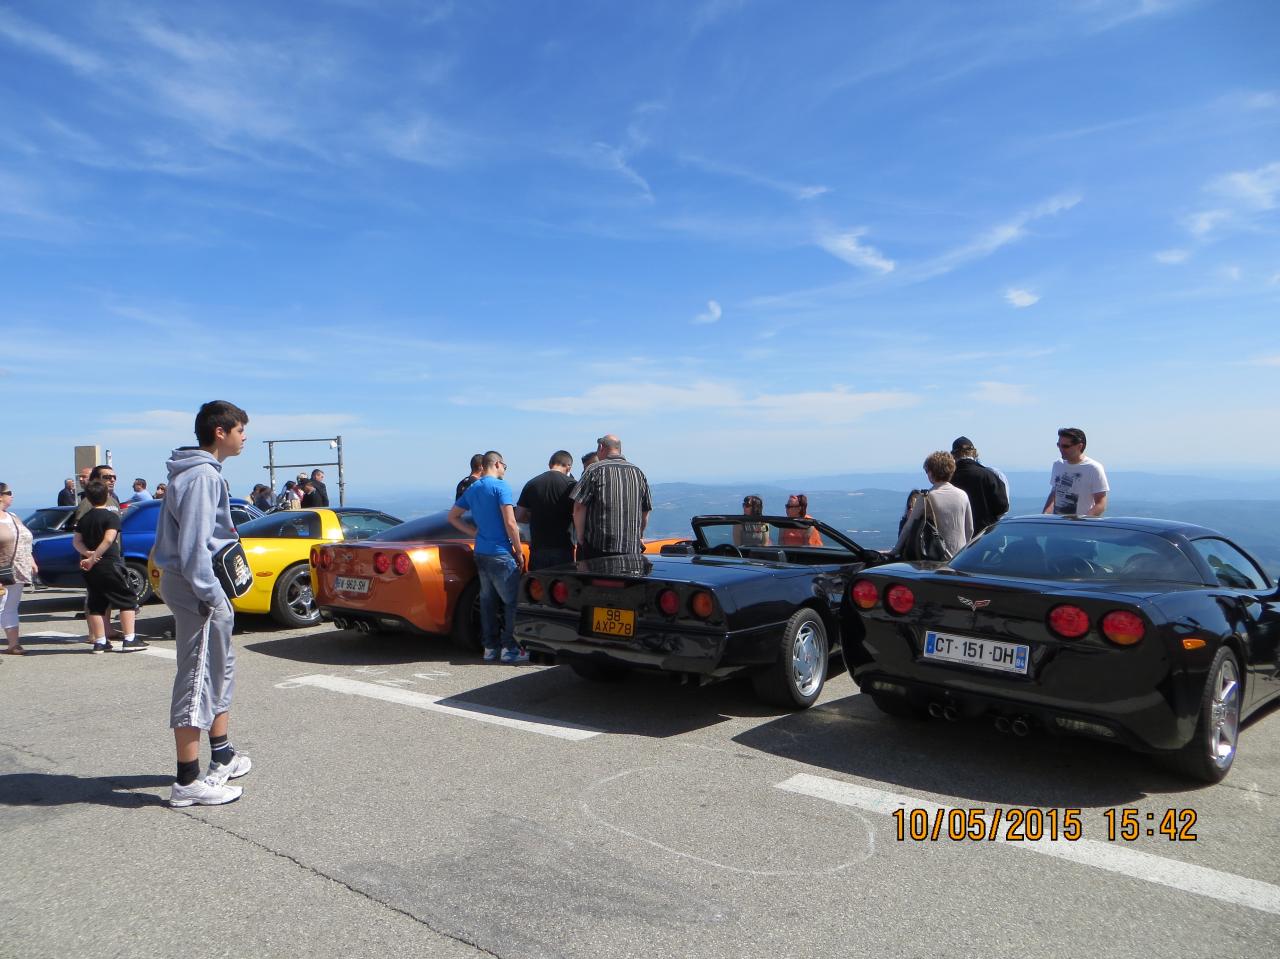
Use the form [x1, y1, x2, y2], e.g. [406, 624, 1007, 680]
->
[1043, 427, 1109, 517]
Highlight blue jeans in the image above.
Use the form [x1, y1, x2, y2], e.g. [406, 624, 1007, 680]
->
[475, 551, 520, 652]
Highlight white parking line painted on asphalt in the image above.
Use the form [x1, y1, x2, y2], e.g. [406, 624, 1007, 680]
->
[140, 646, 177, 661]
[279, 674, 602, 741]
[776, 773, 1280, 916]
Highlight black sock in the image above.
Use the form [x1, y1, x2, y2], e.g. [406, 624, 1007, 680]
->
[209, 734, 235, 766]
[177, 759, 200, 786]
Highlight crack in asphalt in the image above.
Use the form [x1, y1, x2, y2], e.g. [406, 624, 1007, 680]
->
[163, 801, 504, 959]
[0, 738, 64, 766]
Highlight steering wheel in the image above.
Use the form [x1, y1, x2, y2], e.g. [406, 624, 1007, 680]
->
[1050, 555, 1099, 577]
[709, 543, 744, 558]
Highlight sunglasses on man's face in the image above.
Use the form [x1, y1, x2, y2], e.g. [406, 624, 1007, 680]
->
[1056, 441, 1080, 450]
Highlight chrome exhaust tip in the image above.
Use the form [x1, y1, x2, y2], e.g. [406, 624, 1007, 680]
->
[994, 716, 1012, 734]
[942, 705, 959, 722]
[1011, 717, 1030, 737]
[928, 702, 945, 719]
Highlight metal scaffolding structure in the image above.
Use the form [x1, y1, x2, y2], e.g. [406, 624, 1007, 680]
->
[264, 436, 346, 506]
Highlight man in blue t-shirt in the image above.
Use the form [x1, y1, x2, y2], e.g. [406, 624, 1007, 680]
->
[448, 450, 528, 663]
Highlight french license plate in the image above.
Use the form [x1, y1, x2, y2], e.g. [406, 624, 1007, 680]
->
[923, 630, 1029, 674]
[591, 606, 635, 639]
[335, 576, 371, 595]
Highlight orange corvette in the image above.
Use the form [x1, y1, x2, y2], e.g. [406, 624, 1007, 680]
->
[311, 509, 682, 649]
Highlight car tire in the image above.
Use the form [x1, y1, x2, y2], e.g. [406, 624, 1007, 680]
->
[270, 563, 320, 628]
[1163, 646, 1242, 783]
[125, 561, 153, 606]
[869, 692, 928, 719]
[449, 580, 484, 652]
[568, 660, 630, 682]
[752, 608, 828, 710]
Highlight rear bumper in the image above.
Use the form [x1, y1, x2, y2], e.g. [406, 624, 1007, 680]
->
[851, 622, 1202, 751]
[515, 607, 781, 676]
[319, 606, 432, 636]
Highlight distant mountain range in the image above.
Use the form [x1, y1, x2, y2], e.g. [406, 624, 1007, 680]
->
[361, 470, 1280, 577]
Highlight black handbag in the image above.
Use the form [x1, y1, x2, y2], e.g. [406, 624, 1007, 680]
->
[213, 540, 254, 598]
[910, 493, 953, 562]
[0, 515, 19, 585]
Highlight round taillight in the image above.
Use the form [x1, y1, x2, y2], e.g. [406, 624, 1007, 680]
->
[657, 588, 680, 617]
[1048, 604, 1090, 639]
[392, 553, 411, 576]
[1101, 610, 1145, 646]
[372, 552, 390, 574]
[885, 584, 915, 615]
[550, 580, 569, 605]
[320, 550, 333, 570]
[528, 578, 545, 603]
[851, 580, 879, 610]
[690, 590, 714, 619]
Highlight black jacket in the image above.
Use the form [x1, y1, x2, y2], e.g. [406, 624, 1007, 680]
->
[951, 458, 1009, 532]
[311, 479, 329, 507]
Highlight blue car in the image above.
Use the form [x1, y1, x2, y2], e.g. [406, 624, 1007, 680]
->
[33, 498, 262, 605]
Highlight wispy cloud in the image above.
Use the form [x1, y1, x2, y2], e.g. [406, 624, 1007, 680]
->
[817, 229, 895, 274]
[679, 153, 828, 201]
[512, 380, 918, 424]
[104, 409, 361, 440]
[693, 300, 723, 325]
[0, 8, 105, 74]
[1154, 248, 1190, 264]
[969, 381, 1033, 405]
[1243, 353, 1280, 367]
[1004, 288, 1040, 308]
[918, 194, 1081, 278]
[1210, 160, 1280, 210]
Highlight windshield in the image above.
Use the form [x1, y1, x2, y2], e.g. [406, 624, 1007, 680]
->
[23, 508, 71, 534]
[950, 522, 1203, 584]
[369, 510, 472, 543]
[692, 515, 863, 557]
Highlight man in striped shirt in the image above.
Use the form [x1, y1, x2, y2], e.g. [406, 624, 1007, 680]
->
[572, 434, 652, 560]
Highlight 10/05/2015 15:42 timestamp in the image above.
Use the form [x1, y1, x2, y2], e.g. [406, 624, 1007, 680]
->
[893, 807, 1199, 843]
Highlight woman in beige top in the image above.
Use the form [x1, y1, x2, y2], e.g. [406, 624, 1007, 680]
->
[0, 482, 38, 655]
[892, 452, 975, 560]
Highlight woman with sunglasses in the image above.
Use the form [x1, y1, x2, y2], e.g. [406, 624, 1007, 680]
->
[779, 494, 823, 547]
[733, 495, 771, 548]
[0, 483, 37, 655]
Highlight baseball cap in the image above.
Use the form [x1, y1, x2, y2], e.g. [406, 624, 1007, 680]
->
[951, 436, 974, 453]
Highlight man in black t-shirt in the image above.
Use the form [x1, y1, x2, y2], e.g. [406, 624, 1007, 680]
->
[309, 469, 330, 507]
[515, 450, 577, 570]
[73, 482, 147, 654]
[456, 453, 484, 502]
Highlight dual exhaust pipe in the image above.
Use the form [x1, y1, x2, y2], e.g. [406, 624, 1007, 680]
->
[334, 616, 375, 634]
[928, 701, 1031, 736]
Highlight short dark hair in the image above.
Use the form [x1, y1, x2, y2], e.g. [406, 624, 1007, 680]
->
[85, 481, 109, 506]
[581, 451, 598, 468]
[482, 451, 504, 470]
[310, 469, 324, 480]
[1058, 427, 1087, 451]
[195, 400, 249, 445]
[133, 477, 147, 488]
[469, 453, 484, 472]
[549, 450, 573, 469]
[90, 464, 113, 480]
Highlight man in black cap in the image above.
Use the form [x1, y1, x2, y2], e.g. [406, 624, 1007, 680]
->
[949, 437, 1009, 533]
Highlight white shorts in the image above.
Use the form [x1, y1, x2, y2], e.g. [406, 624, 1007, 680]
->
[0, 583, 22, 631]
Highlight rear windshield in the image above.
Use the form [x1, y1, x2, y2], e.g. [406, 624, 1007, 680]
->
[369, 510, 471, 543]
[950, 523, 1203, 584]
[23, 509, 71, 533]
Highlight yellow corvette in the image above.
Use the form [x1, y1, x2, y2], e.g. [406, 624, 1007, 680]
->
[149, 508, 402, 627]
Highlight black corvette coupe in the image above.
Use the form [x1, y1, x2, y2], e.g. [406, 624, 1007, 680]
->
[847, 514, 1280, 782]
[515, 515, 885, 709]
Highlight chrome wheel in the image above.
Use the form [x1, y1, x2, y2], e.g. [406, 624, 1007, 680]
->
[286, 570, 316, 620]
[271, 564, 319, 627]
[1208, 657, 1240, 770]
[791, 620, 825, 698]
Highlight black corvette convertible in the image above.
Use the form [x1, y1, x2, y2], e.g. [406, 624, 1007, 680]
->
[515, 515, 885, 709]
[847, 514, 1280, 782]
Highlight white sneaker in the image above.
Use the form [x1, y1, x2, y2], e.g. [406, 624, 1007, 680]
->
[206, 753, 252, 785]
[169, 776, 243, 807]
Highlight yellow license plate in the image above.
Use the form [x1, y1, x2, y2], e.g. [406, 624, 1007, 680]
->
[591, 606, 635, 638]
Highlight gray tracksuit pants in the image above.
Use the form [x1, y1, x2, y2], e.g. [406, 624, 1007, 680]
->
[166, 575, 236, 730]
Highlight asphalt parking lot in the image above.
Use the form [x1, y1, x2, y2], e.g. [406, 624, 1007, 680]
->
[3, 589, 1279, 959]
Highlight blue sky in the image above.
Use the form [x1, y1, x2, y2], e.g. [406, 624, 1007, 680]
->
[2, 0, 1278, 504]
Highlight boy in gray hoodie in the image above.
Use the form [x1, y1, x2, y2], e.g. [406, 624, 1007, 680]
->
[153, 400, 252, 807]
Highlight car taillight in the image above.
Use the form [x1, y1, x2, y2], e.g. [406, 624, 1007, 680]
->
[392, 553, 411, 576]
[657, 588, 679, 616]
[851, 580, 879, 609]
[690, 590, 714, 619]
[885, 585, 915, 615]
[528, 579, 545, 603]
[550, 580, 568, 605]
[372, 552, 390, 574]
[1048, 604, 1090, 639]
[320, 550, 333, 570]
[1101, 610, 1145, 646]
